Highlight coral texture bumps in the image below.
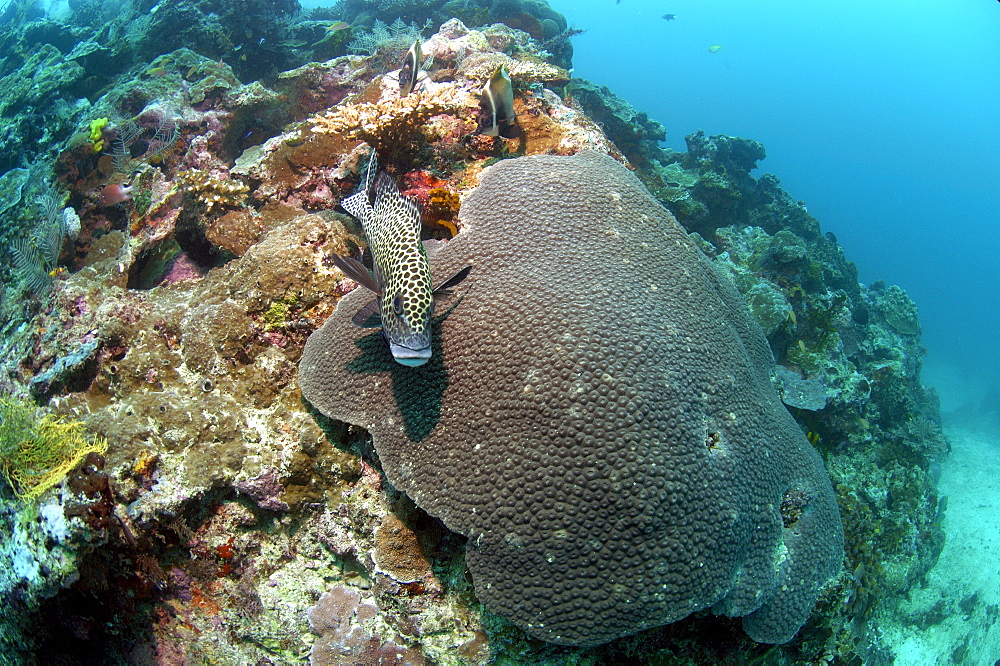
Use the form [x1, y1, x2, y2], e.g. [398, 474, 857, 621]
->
[299, 151, 844, 646]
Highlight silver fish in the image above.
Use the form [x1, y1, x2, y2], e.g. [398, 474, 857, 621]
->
[399, 39, 421, 97]
[477, 65, 518, 138]
[333, 152, 470, 366]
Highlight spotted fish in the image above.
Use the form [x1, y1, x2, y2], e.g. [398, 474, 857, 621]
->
[332, 153, 470, 366]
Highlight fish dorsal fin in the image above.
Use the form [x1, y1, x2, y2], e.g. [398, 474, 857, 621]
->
[331, 253, 381, 295]
[371, 170, 422, 235]
[361, 150, 379, 206]
[351, 298, 382, 328]
[372, 170, 399, 204]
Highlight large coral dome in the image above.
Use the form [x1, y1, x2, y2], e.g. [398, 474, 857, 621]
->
[299, 151, 844, 646]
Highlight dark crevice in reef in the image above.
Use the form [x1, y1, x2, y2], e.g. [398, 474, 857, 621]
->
[174, 216, 236, 272]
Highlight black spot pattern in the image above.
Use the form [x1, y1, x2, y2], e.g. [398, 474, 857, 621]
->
[341, 170, 434, 353]
[300, 151, 843, 646]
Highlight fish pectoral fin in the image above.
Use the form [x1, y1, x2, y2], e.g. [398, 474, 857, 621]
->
[351, 299, 382, 328]
[498, 121, 521, 140]
[331, 253, 381, 294]
[361, 245, 375, 271]
[432, 265, 472, 295]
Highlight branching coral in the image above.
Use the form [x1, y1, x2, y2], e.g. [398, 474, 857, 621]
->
[176, 170, 249, 212]
[0, 396, 109, 502]
[310, 83, 472, 155]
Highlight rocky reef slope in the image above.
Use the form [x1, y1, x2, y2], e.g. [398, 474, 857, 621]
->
[0, 4, 946, 664]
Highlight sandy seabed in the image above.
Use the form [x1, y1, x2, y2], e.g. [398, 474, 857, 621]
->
[883, 421, 1000, 664]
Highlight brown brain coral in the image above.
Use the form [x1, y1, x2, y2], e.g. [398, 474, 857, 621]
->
[298, 151, 843, 646]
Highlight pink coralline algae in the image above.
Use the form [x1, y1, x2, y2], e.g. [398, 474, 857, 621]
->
[261, 331, 290, 348]
[235, 467, 289, 512]
[71, 296, 89, 316]
[160, 251, 205, 283]
[307, 586, 423, 666]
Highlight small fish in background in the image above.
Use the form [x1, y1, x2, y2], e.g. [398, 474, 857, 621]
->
[477, 65, 519, 139]
[662, 13, 676, 21]
[98, 183, 133, 207]
[399, 39, 422, 97]
[313, 21, 351, 47]
[708, 45, 723, 53]
[928, 458, 942, 484]
[332, 152, 471, 366]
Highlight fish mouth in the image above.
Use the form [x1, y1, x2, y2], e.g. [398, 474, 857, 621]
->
[389, 343, 432, 367]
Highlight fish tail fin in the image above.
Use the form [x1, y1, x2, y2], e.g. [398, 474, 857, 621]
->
[339, 149, 381, 221]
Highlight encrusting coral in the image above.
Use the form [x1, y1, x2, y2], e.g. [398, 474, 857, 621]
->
[457, 51, 570, 84]
[175, 169, 250, 212]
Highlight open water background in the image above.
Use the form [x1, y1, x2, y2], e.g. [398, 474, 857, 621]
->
[560, 0, 1000, 415]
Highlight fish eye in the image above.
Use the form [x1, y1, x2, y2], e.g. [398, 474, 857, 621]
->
[392, 294, 403, 315]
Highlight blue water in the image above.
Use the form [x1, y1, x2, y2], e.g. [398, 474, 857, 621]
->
[559, 0, 1000, 413]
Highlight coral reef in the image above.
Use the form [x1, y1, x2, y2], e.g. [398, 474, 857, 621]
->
[0, 8, 944, 666]
[569, 78, 666, 168]
[300, 151, 844, 646]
